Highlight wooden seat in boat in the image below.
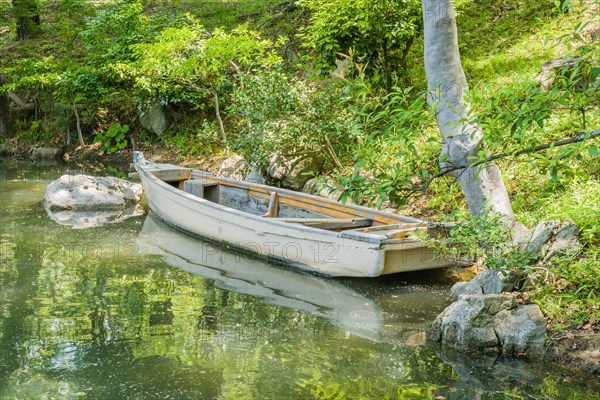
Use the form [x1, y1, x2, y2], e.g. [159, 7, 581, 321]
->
[274, 217, 373, 230]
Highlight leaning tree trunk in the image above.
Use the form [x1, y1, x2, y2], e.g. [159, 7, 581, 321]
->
[0, 95, 10, 138]
[0, 80, 13, 138]
[421, 0, 516, 221]
[12, 0, 41, 40]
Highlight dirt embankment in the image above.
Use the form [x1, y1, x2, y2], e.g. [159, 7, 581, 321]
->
[547, 331, 600, 374]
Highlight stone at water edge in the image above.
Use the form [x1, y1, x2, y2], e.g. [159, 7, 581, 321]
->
[494, 304, 547, 357]
[430, 294, 516, 352]
[450, 281, 482, 300]
[450, 269, 524, 301]
[30, 147, 63, 160]
[430, 293, 547, 358]
[43, 174, 143, 211]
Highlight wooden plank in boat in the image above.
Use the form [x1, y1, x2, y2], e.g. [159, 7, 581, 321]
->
[151, 168, 192, 182]
[275, 217, 373, 230]
[351, 223, 426, 233]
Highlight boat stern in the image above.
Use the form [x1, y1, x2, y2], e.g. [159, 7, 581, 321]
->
[381, 240, 455, 274]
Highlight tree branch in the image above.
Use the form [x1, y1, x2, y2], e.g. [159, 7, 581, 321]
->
[213, 91, 229, 157]
[73, 105, 85, 147]
[323, 136, 343, 170]
[413, 128, 600, 193]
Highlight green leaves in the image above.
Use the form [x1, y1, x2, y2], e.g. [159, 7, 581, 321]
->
[126, 22, 282, 109]
[94, 122, 129, 153]
[229, 71, 362, 170]
[297, 0, 421, 82]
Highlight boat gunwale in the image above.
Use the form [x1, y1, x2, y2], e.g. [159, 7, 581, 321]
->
[135, 160, 434, 248]
[136, 161, 387, 245]
[188, 169, 422, 225]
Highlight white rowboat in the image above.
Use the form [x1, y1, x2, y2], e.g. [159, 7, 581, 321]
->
[134, 152, 455, 277]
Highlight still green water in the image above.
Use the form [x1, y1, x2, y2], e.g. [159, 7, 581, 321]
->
[0, 160, 598, 399]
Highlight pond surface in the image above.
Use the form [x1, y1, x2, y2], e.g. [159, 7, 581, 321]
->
[0, 160, 598, 399]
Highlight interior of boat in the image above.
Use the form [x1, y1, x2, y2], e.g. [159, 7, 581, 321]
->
[148, 165, 434, 239]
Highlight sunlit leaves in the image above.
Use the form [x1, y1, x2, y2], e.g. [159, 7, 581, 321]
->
[125, 22, 282, 107]
[297, 0, 421, 81]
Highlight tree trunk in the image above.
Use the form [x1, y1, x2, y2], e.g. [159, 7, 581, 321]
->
[421, 0, 516, 222]
[0, 78, 14, 137]
[12, 0, 41, 40]
[0, 94, 11, 138]
[213, 91, 229, 157]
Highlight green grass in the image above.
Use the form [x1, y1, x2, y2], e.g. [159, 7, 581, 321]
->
[530, 246, 600, 331]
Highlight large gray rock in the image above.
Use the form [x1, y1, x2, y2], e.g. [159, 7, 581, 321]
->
[43, 174, 143, 211]
[450, 280, 482, 300]
[431, 293, 547, 358]
[515, 219, 582, 260]
[302, 177, 352, 203]
[494, 304, 546, 357]
[30, 147, 63, 160]
[138, 102, 170, 135]
[517, 220, 560, 254]
[542, 218, 582, 260]
[538, 57, 592, 91]
[268, 151, 325, 191]
[451, 269, 524, 300]
[218, 155, 249, 181]
[431, 294, 516, 352]
[302, 177, 323, 195]
[244, 164, 266, 185]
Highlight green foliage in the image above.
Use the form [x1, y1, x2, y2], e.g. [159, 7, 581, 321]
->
[0, 56, 60, 93]
[334, 83, 437, 207]
[80, 0, 151, 67]
[528, 180, 600, 244]
[94, 122, 129, 153]
[229, 70, 363, 169]
[124, 22, 283, 108]
[530, 247, 600, 331]
[297, 0, 421, 85]
[160, 119, 221, 158]
[423, 209, 536, 274]
[16, 120, 54, 144]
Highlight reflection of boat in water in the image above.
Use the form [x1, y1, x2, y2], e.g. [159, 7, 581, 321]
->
[138, 213, 384, 341]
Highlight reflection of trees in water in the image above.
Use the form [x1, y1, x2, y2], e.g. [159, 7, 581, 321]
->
[0, 241, 40, 379]
[198, 279, 221, 334]
[0, 216, 598, 399]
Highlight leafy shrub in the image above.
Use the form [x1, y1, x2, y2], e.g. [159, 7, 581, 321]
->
[94, 122, 129, 153]
[334, 83, 438, 207]
[531, 247, 600, 331]
[81, 0, 151, 67]
[422, 209, 537, 273]
[229, 70, 363, 170]
[124, 23, 283, 108]
[297, 0, 421, 86]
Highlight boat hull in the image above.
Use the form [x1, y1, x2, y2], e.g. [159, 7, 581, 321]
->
[135, 159, 454, 277]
